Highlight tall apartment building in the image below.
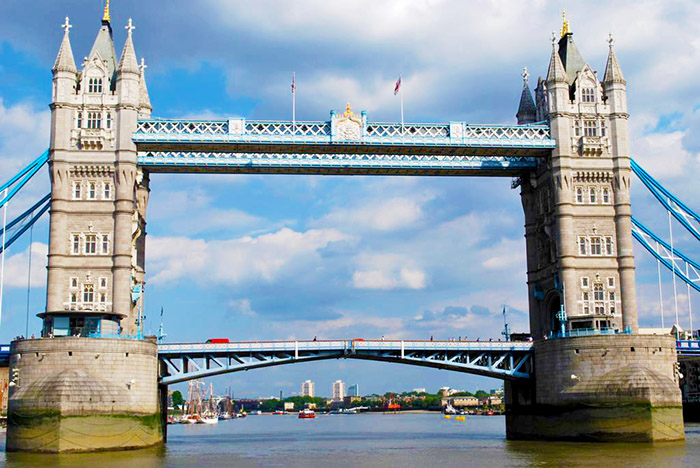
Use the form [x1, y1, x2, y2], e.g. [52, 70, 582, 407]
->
[301, 380, 315, 398]
[347, 384, 359, 397]
[332, 380, 345, 401]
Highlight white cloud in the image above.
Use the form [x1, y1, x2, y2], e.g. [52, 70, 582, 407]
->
[481, 238, 526, 271]
[2, 242, 47, 289]
[351, 253, 426, 290]
[148, 227, 351, 285]
[318, 195, 428, 232]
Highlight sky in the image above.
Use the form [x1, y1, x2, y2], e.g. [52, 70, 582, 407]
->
[0, 0, 699, 398]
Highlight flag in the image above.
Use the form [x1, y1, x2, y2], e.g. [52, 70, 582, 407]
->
[394, 75, 402, 95]
[291, 73, 296, 94]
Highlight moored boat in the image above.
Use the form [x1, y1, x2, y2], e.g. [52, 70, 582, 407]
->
[298, 408, 316, 419]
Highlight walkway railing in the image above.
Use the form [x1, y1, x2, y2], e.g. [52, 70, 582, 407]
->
[548, 327, 633, 339]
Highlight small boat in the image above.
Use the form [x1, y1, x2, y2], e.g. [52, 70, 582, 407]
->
[298, 408, 316, 419]
[443, 404, 458, 415]
[219, 412, 232, 420]
[273, 410, 286, 415]
[199, 414, 219, 425]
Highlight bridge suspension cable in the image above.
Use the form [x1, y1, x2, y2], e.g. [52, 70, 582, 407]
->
[0, 150, 50, 210]
[0, 194, 51, 255]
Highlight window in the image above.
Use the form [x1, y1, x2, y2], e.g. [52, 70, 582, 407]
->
[582, 292, 590, 301]
[609, 292, 616, 302]
[594, 284, 605, 301]
[591, 237, 602, 256]
[602, 188, 610, 204]
[584, 120, 597, 137]
[73, 182, 81, 200]
[70, 293, 77, 304]
[607, 277, 615, 288]
[85, 235, 97, 255]
[76, 111, 82, 129]
[583, 303, 590, 315]
[581, 277, 590, 288]
[72, 235, 80, 254]
[103, 182, 111, 200]
[101, 235, 109, 254]
[595, 304, 605, 315]
[88, 78, 103, 93]
[70, 277, 79, 289]
[603, 237, 613, 256]
[576, 187, 584, 203]
[88, 182, 96, 200]
[99, 277, 108, 289]
[87, 111, 101, 129]
[106, 112, 112, 129]
[589, 187, 597, 204]
[582, 88, 595, 103]
[83, 284, 95, 303]
[579, 237, 587, 255]
[100, 293, 107, 304]
[601, 120, 607, 137]
[574, 120, 581, 137]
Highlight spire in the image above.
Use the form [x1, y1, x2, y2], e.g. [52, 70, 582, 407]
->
[87, 9, 118, 86]
[560, 10, 570, 38]
[53, 17, 77, 74]
[546, 34, 567, 84]
[516, 67, 536, 124]
[604, 34, 626, 85]
[139, 58, 153, 111]
[118, 19, 140, 75]
[103, 0, 111, 23]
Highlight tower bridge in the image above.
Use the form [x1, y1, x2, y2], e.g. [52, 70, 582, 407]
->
[0, 2, 697, 453]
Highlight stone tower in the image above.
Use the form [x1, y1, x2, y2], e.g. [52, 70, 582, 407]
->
[44, 9, 151, 339]
[5, 6, 163, 453]
[520, 24, 637, 339]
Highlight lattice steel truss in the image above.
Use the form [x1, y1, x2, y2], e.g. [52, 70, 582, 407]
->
[158, 340, 534, 385]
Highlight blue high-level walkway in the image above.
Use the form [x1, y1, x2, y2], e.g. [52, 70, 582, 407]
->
[133, 118, 554, 175]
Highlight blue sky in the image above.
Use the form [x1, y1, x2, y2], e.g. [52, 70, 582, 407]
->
[0, 0, 699, 398]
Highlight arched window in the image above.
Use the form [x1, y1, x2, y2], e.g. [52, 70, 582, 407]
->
[589, 187, 597, 204]
[582, 88, 595, 103]
[87, 112, 101, 129]
[576, 187, 584, 203]
[88, 78, 103, 93]
[83, 284, 95, 303]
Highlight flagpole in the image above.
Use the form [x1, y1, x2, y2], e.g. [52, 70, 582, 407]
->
[400, 76, 405, 132]
[292, 72, 296, 134]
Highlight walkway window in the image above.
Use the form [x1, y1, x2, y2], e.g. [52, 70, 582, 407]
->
[88, 78, 103, 93]
[578, 237, 587, 255]
[582, 88, 595, 103]
[103, 182, 111, 200]
[584, 120, 597, 137]
[87, 111, 101, 129]
[101, 235, 109, 254]
[576, 187, 584, 203]
[589, 187, 597, 204]
[591, 237, 602, 256]
[85, 234, 97, 254]
[72, 235, 80, 254]
[83, 284, 95, 303]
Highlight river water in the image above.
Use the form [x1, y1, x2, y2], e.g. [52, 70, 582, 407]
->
[1, 414, 699, 467]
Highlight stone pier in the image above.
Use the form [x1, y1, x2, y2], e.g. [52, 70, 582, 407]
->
[505, 335, 684, 442]
[6, 338, 163, 453]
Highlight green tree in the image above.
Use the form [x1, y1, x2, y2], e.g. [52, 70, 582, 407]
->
[171, 390, 184, 407]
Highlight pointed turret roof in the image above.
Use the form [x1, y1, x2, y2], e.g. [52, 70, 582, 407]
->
[516, 67, 536, 124]
[603, 34, 626, 85]
[546, 41, 567, 84]
[53, 17, 77, 74]
[87, 14, 118, 86]
[139, 58, 153, 110]
[557, 33, 586, 84]
[118, 19, 140, 75]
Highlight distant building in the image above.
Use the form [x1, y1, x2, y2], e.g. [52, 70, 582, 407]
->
[301, 380, 315, 398]
[348, 384, 359, 397]
[283, 402, 295, 411]
[343, 396, 362, 406]
[412, 387, 427, 394]
[332, 380, 345, 401]
[443, 396, 479, 408]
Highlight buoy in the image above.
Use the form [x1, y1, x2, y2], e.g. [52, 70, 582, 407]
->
[455, 416, 466, 422]
[444, 414, 453, 419]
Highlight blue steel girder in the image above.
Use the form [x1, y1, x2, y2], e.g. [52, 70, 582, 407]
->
[133, 119, 554, 176]
[157, 340, 534, 385]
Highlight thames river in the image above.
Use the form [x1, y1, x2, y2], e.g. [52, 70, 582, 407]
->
[1, 414, 699, 467]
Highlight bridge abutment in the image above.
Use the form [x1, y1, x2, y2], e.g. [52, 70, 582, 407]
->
[6, 338, 163, 453]
[505, 335, 684, 442]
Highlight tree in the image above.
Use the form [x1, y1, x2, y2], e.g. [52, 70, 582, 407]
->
[171, 390, 184, 407]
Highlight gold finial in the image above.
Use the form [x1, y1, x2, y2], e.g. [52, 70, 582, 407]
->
[343, 102, 354, 118]
[103, 0, 111, 23]
[560, 10, 570, 37]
